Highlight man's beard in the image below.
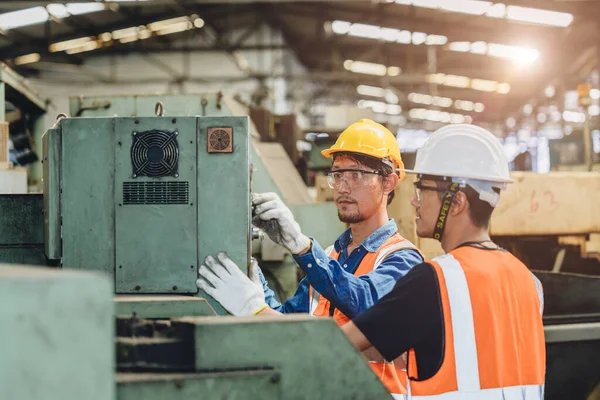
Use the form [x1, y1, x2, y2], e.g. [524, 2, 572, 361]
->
[338, 209, 365, 224]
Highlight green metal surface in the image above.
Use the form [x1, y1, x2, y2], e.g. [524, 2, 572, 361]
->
[114, 117, 197, 294]
[0, 247, 46, 265]
[294, 202, 347, 248]
[43, 128, 61, 260]
[0, 265, 114, 400]
[70, 93, 229, 119]
[174, 315, 392, 400]
[0, 194, 43, 244]
[48, 115, 251, 310]
[60, 118, 115, 278]
[196, 116, 251, 313]
[114, 295, 216, 318]
[117, 371, 280, 399]
[0, 194, 45, 265]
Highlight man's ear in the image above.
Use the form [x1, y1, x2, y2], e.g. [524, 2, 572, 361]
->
[383, 173, 399, 195]
[450, 191, 468, 216]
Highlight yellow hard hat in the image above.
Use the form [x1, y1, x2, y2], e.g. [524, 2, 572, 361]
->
[321, 119, 405, 179]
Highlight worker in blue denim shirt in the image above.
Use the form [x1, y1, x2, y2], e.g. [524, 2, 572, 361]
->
[198, 119, 424, 397]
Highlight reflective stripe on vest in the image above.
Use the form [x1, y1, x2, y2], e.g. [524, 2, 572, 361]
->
[308, 234, 420, 396]
[408, 249, 545, 399]
[409, 384, 543, 400]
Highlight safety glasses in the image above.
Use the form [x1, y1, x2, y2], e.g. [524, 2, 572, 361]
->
[413, 180, 448, 202]
[326, 169, 383, 189]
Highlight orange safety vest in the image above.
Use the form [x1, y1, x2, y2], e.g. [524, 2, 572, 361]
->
[308, 233, 421, 399]
[407, 246, 545, 399]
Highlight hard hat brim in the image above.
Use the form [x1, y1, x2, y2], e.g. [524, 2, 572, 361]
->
[401, 169, 514, 184]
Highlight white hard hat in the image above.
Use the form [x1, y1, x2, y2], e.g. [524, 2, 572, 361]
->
[404, 124, 513, 184]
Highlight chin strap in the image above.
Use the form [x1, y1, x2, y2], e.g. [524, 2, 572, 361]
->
[432, 182, 460, 241]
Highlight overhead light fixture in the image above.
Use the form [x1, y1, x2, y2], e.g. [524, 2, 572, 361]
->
[395, 0, 573, 27]
[14, 53, 41, 66]
[47, 4, 70, 19]
[562, 110, 586, 123]
[357, 85, 400, 104]
[507, 6, 573, 27]
[409, 107, 473, 124]
[329, 20, 447, 46]
[48, 13, 203, 56]
[427, 73, 510, 94]
[66, 40, 100, 54]
[357, 100, 402, 115]
[357, 85, 387, 98]
[0, 7, 49, 30]
[344, 60, 400, 77]
[49, 36, 95, 52]
[148, 16, 191, 32]
[408, 92, 484, 112]
[65, 3, 106, 16]
[448, 41, 540, 65]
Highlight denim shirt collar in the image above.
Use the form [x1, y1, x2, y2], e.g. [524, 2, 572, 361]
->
[334, 219, 398, 253]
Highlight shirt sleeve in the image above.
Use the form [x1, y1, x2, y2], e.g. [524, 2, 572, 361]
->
[351, 263, 442, 362]
[292, 238, 425, 318]
[257, 265, 310, 314]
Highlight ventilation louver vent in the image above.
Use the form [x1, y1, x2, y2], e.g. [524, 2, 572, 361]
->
[123, 181, 189, 205]
[131, 130, 179, 178]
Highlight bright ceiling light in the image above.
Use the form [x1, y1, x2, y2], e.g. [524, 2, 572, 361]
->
[65, 3, 106, 16]
[14, 53, 41, 66]
[449, 42, 470, 52]
[448, 41, 540, 64]
[330, 20, 447, 47]
[66, 40, 100, 54]
[357, 85, 386, 98]
[155, 21, 192, 36]
[544, 85, 556, 98]
[49, 36, 95, 52]
[444, 75, 471, 88]
[47, 4, 70, 19]
[471, 78, 497, 92]
[395, 0, 573, 27]
[506, 6, 573, 27]
[412, 32, 427, 45]
[344, 60, 400, 77]
[0, 7, 48, 30]
[148, 16, 191, 32]
[385, 90, 400, 104]
[410, 92, 485, 112]
[427, 73, 510, 94]
[496, 83, 511, 94]
[409, 107, 471, 124]
[441, 1, 492, 15]
[331, 20, 351, 34]
[358, 100, 402, 115]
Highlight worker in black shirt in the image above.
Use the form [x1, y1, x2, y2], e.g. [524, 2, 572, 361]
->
[342, 124, 546, 399]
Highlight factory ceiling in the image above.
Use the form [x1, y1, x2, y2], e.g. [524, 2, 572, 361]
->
[1, 0, 598, 126]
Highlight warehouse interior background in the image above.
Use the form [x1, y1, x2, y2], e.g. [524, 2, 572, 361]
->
[2, 1, 600, 400]
[2, 0, 600, 181]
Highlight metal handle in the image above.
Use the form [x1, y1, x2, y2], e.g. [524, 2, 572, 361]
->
[155, 101, 164, 117]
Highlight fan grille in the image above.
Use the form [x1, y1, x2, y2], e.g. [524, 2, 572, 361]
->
[131, 130, 179, 178]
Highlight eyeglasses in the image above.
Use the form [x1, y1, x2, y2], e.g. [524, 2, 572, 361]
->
[326, 169, 383, 189]
[413, 181, 448, 202]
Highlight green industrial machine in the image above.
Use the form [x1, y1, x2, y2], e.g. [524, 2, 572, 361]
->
[43, 114, 250, 314]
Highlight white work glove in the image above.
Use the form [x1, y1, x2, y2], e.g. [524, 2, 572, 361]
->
[252, 192, 311, 255]
[196, 253, 267, 317]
